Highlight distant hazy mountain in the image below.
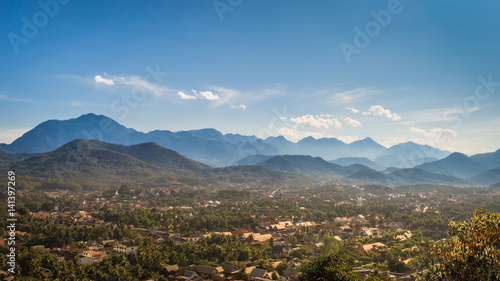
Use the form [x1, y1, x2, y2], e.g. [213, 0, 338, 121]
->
[374, 142, 450, 168]
[330, 157, 386, 171]
[388, 168, 467, 185]
[1, 139, 313, 189]
[0, 114, 272, 167]
[236, 154, 273, 166]
[347, 137, 387, 160]
[470, 149, 500, 170]
[291, 137, 385, 160]
[416, 152, 488, 179]
[2, 113, 137, 153]
[255, 155, 359, 181]
[343, 167, 467, 186]
[345, 170, 394, 186]
[2, 114, 496, 173]
[382, 167, 400, 174]
[294, 137, 345, 159]
[467, 167, 500, 186]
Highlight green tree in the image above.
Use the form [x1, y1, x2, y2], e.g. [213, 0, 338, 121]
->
[235, 268, 250, 281]
[423, 209, 500, 281]
[320, 235, 340, 255]
[41, 202, 55, 212]
[276, 262, 288, 271]
[299, 253, 357, 281]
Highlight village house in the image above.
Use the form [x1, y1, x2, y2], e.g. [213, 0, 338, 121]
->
[82, 250, 107, 260]
[396, 230, 413, 241]
[182, 270, 203, 281]
[362, 242, 387, 253]
[195, 265, 223, 279]
[360, 227, 379, 237]
[340, 225, 353, 236]
[113, 241, 139, 254]
[181, 234, 203, 243]
[221, 263, 239, 275]
[250, 268, 271, 280]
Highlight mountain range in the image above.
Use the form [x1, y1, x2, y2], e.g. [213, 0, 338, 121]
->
[0, 139, 313, 190]
[0, 113, 450, 168]
[0, 113, 499, 187]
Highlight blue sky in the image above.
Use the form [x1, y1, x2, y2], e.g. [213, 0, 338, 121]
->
[1, 0, 500, 154]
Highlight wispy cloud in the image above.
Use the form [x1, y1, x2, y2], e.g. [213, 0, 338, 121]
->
[346, 106, 360, 114]
[344, 117, 362, 127]
[329, 87, 380, 104]
[207, 84, 285, 107]
[406, 106, 481, 124]
[410, 126, 457, 141]
[0, 94, 46, 105]
[363, 105, 401, 121]
[230, 104, 247, 110]
[64, 73, 176, 98]
[117, 75, 175, 97]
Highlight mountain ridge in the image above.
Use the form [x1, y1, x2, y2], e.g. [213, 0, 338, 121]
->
[0, 139, 315, 189]
[1, 113, 497, 174]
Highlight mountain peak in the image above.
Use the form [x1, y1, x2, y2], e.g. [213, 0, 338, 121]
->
[447, 152, 469, 159]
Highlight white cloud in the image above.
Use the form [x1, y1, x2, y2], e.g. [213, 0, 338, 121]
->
[336, 136, 361, 143]
[363, 105, 401, 121]
[410, 127, 457, 141]
[346, 107, 360, 114]
[344, 117, 362, 127]
[290, 115, 342, 129]
[94, 75, 115, 86]
[230, 104, 246, 110]
[329, 87, 380, 104]
[198, 90, 220, 101]
[177, 91, 196, 100]
[177, 89, 220, 101]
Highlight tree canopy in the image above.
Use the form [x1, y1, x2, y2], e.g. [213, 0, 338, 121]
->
[424, 209, 500, 280]
[299, 253, 357, 281]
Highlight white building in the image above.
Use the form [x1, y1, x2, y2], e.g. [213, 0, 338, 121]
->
[113, 241, 138, 254]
